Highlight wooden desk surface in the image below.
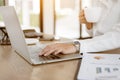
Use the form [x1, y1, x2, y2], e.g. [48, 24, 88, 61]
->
[0, 45, 81, 80]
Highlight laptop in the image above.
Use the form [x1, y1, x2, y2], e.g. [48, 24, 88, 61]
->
[0, 6, 81, 65]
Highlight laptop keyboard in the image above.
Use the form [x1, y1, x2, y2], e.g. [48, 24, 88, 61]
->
[40, 55, 61, 60]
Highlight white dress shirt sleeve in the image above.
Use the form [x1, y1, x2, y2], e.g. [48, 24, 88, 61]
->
[79, 24, 120, 53]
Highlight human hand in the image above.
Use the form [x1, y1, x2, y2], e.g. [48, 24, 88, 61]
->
[79, 9, 93, 29]
[79, 10, 88, 24]
[39, 43, 77, 56]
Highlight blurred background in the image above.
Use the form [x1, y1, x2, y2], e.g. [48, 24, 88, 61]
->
[0, 0, 92, 39]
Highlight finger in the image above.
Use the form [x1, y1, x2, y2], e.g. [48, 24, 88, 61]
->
[80, 17, 87, 23]
[80, 16, 86, 20]
[39, 45, 52, 55]
[80, 10, 84, 16]
[79, 12, 86, 22]
[39, 43, 59, 56]
[54, 49, 62, 55]
[44, 49, 56, 56]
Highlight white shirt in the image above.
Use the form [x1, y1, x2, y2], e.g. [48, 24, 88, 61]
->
[79, 0, 120, 53]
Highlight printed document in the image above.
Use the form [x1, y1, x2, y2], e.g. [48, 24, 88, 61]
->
[77, 53, 120, 80]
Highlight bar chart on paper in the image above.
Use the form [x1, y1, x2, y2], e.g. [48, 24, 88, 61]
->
[96, 67, 119, 74]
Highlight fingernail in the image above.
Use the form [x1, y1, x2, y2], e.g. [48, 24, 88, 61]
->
[44, 54, 48, 56]
[54, 53, 57, 55]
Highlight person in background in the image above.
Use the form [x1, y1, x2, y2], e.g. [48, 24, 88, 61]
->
[39, 0, 120, 56]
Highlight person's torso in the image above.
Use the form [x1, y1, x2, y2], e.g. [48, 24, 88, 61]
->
[92, 0, 120, 36]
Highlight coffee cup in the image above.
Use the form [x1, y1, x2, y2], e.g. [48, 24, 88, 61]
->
[84, 7, 102, 22]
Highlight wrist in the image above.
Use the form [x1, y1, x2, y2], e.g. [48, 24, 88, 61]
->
[73, 41, 80, 53]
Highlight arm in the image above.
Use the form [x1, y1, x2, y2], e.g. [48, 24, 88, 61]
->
[79, 24, 120, 53]
[39, 24, 120, 56]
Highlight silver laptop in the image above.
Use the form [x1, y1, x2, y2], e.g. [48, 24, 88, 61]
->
[0, 6, 81, 65]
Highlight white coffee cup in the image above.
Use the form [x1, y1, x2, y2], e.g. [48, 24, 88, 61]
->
[84, 7, 102, 22]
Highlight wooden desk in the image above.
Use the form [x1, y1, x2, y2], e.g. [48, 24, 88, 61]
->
[0, 45, 81, 80]
[1, 42, 120, 80]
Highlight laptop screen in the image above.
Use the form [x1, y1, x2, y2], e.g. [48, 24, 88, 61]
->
[0, 6, 31, 62]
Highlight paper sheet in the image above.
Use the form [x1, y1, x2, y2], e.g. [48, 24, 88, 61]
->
[77, 53, 120, 80]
